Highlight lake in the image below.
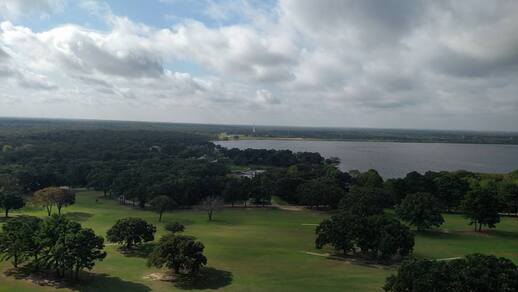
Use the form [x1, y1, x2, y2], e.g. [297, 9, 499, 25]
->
[214, 140, 518, 178]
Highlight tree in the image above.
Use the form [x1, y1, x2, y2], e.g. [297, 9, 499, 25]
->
[148, 234, 207, 275]
[0, 216, 42, 267]
[33, 187, 61, 216]
[68, 228, 106, 279]
[340, 186, 387, 217]
[355, 169, 384, 188]
[199, 196, 223, 221]
[316, 212, 414, 261]
[0, 193, 25, 218]
[384, 254, 518, 292]
[0, 175, 25, 217]
[461, 184, 501, 231]
[250, 175, 273, 206]
[87, 166, 114, 197]
[222, 177, 242, 207]
[395, 192, 444, 231]
[38, 215, 105, 279]
[498, 180, 518, 214]
[315, 212, 356, 255]
[106, 217, 156, 248]
[149, 195, 177, 222]
[358, 215, 414, 261]
[55, 187, 75, 215]
[297, 178, 345, 209]
[434, 173, 469, 211]
[165, 222, 185, 233]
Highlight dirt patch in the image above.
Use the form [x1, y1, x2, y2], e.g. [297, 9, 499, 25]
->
[143, 272, 175, 281]
[436, 257, 461, 261]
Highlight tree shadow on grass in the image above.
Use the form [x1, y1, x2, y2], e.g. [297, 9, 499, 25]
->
[488, 230, 518, 239]
[173, 267, 233, 290]
[4, 268, 152, 292]
[64, 212, 93, 222]
[119, 242, 157, 258]
[415, 229, 462, 240]
[80, 273, 152, 292]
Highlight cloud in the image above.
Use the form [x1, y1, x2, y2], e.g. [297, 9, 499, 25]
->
[153, 20, 298, 83]
[256, 89, 280, 105]
[79, 0, 112, 17]
[0, 0, 65, 20]
[1, 1, 518, 130]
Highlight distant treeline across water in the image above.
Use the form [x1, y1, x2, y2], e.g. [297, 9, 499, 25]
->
[215, 140, 518, 178]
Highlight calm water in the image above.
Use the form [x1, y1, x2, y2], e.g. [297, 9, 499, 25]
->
[214, 140, 518, 178]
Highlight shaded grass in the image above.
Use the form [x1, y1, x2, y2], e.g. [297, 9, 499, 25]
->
[1, 190, 518, 291]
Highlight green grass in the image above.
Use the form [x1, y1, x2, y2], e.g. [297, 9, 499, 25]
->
[1, 191, 518, 291]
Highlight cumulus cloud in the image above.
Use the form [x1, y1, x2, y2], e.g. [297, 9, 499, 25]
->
[256, 89, 280, 105]
[1, 0, 518, 130]
[0, 0, 64, 20]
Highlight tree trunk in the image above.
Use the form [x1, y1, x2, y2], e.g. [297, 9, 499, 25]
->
[75, 265, 80, 280]
[208, 209, 213, 221]
[13, 253, 18, 268]
[33, 254, 39, 271]
[4, 208, 8, 218]
[57, 205, 62, 215]
[159, 211, 163, 222]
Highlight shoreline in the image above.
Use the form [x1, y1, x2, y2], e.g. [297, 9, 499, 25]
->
[213, 136, 518, 146]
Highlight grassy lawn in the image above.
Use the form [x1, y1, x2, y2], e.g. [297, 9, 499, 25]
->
[1, 191, 518, 291]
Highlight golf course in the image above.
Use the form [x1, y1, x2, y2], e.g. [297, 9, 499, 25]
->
[1, 190, 517, 292]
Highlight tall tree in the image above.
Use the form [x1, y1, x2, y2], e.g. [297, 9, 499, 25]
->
[68, 228, 106, 279]
[315, 212, 356, 255]
[297, 177, 345, 208]
[33, 187, 62, 216]
[0, 216, 42, 267]
[0, 175, 25, 217]
[148, 234, 207, 275]
[54, 187, 76, 215]
[355, 169, 384, 188]
[340, 186, 387, 217]
[199, 196, 224, 221]
[498, 180, 518, 214]
[396, 192, 444, 231]
[38, 215, 106, 279]
[222, 177, 242, 207]
[149, 195, 177, 222]
[434, 173, 469, 211]
[87, 166, 114, 197]
[461, 184, 502, 231]
[106, 217, 156, 248]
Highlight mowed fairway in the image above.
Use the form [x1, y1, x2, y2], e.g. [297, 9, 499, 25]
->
[1, 191, 518, 292]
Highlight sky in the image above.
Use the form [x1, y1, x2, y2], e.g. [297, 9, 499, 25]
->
[0, 0, 517, 131]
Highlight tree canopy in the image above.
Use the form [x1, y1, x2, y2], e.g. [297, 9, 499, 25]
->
[396, 192, 444, 231]
[106, 217, 156, 248]
[148, 234, 207, 275]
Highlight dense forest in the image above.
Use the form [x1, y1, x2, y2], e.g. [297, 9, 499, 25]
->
[2, 117, 518, 145]
[1, 124, 517, 219]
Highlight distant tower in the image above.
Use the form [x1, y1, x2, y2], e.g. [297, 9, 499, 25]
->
[252, 126, 256, 134]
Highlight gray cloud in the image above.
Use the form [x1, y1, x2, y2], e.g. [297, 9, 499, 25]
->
[1, 1, 518, 131]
